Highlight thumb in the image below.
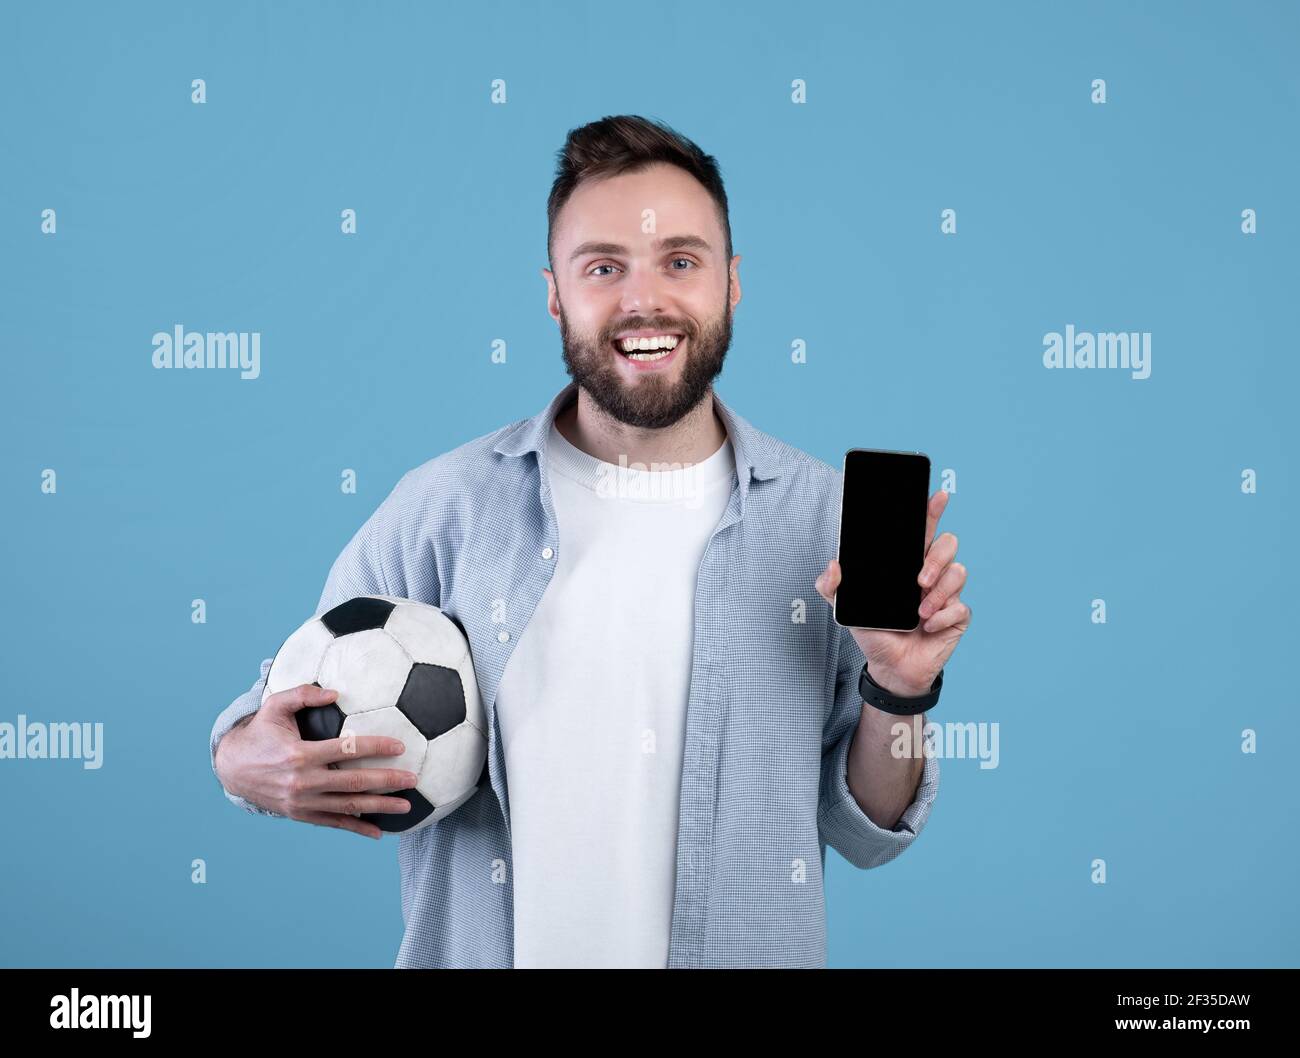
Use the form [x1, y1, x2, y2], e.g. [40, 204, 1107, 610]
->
[815, 559, 839, 604]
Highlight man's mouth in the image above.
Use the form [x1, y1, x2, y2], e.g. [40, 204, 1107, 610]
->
[610, 333, 684, 364]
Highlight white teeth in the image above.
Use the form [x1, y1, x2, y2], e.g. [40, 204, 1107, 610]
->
[618, 335, 680, 353]
[627, 349, 671, 361]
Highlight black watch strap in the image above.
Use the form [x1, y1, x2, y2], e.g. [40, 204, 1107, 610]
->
[858, 662, 943, 716]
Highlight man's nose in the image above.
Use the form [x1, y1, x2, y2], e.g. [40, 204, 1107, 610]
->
[619, 264, 670, 316]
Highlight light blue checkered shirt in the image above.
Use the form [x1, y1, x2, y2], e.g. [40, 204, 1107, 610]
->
[209, 380, 940, 967]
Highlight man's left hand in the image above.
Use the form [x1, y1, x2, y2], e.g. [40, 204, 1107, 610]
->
[815, 489, 971, 697]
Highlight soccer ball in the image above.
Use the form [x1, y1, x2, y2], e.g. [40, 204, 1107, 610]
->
[261, 595, 488, 833]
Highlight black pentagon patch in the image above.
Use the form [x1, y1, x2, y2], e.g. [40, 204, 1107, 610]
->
[321, 596, 395, 637]
[296, 700, 344, 743]
[364, 788, 435, 833]
[395, 663, 466, 740]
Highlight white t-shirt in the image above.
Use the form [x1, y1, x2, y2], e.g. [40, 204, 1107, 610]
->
[494, 417, 736, 967]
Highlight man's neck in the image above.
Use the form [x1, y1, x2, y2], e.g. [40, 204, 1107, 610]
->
[555, 386, 727, 468]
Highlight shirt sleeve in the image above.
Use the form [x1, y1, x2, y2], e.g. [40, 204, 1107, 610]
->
[209, 488, 399, 817]
[817, 622, 940, 869]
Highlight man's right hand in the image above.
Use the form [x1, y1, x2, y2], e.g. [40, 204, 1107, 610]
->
[214, 683, 419, 840]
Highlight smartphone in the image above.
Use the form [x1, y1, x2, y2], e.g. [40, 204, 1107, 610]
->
[833, 448, 931, 631]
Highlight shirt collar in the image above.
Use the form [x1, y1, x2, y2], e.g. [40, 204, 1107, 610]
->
[492, 380, 782, 484]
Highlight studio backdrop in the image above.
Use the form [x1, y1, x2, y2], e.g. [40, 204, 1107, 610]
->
[1, 0, 1296, 968]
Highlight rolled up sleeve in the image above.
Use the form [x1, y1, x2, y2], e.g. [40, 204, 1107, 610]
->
[817, 623, 940, 869]
[210, 658, 279, 816]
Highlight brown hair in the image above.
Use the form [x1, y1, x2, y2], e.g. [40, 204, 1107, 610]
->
[546, 114, 733, 270]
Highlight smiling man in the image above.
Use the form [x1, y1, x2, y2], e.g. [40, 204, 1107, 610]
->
[210, 114, 972, 969]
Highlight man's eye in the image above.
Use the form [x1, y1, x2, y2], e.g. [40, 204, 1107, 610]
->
[589, 259, 694, 276]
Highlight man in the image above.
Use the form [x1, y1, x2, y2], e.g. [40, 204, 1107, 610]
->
[211, 114, 972, 968]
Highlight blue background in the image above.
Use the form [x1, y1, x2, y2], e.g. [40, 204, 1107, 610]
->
[1, 0, 1296, 967]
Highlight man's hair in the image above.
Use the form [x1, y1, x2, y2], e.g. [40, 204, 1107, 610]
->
[546, 114, 733, 271]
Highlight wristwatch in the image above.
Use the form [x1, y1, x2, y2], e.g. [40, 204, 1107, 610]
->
[858, 661, 943, 716]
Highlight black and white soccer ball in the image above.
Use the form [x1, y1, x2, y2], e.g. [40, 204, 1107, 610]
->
[261, 595, 487, 833]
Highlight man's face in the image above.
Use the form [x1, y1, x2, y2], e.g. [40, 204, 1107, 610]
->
[543, 161, 741, 430]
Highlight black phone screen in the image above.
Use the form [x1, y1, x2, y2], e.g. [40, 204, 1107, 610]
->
[833, 449, 931, 631]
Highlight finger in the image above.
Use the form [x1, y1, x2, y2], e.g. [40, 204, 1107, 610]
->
[918, 531, 958, 589]
[919, 562, 967, 620]
[298, 810, 383, 840]
[265, 683, 338, 718]
[920, 599, 971, 635]
[300, 792, 416, 817]
[304, 733, 409, 766]
[311, 766, 421, 795]
[922, 489, 949, 553]
[815, 558, 840, 602]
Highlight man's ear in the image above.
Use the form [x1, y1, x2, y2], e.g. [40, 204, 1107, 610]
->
[541, 266, 560, 325]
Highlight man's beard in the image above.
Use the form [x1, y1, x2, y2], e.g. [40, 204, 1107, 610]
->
[557, 284, 732, 430]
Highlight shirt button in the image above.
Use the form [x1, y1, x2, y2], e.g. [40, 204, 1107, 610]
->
[541, 546, 554, 560]
[497, 629, 510, 643]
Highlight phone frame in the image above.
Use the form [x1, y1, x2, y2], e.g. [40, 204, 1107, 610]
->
[832, 447, 931, 632]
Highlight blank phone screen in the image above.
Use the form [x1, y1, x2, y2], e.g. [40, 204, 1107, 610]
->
[834, 449, 931, 630]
